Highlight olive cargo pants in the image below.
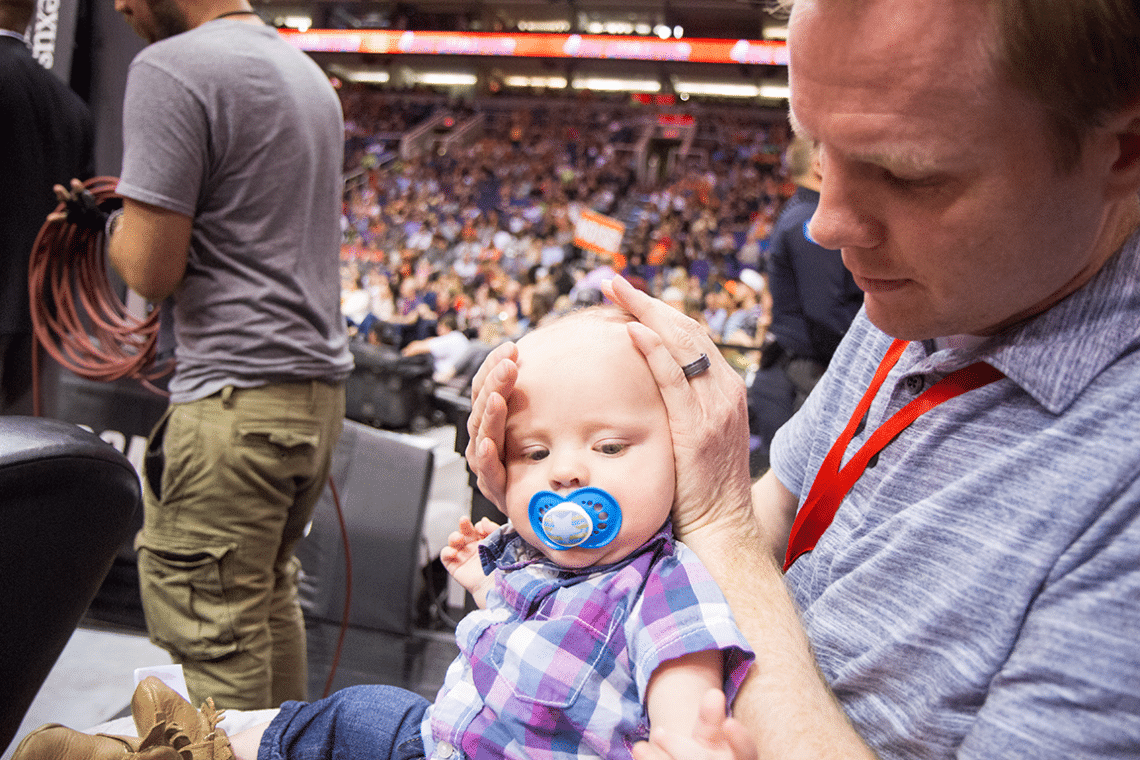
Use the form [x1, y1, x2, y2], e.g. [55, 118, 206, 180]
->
[136, 380, 344, 709]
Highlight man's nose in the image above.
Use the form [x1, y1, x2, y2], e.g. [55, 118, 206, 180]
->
[809, 154, 885, 252]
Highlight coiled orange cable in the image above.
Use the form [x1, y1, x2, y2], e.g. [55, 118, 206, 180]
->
[28, 176, 172, 415]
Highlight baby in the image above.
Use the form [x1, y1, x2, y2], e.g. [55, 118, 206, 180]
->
[433, 305, 754, 757]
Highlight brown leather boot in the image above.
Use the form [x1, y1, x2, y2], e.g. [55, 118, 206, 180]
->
[129, 679, 232, 760]
[10, 723, 180, 760]
[130, 679, 214, 743]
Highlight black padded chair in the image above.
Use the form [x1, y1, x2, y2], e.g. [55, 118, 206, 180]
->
[295, 420, 441, 696]
[0, 416, 141, 753]
[296, 419, 436, 637]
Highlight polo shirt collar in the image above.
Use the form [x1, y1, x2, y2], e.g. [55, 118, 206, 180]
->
[982, 226, 1140, 414]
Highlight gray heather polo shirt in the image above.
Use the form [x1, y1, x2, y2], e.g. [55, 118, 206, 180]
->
[771, 230, 1140, 759]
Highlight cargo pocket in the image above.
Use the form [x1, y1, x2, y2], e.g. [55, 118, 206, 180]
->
[236, 424, 322, 482]
[143, 407, 173, 502]
[238, 424, 320, 452]
[136, 542, 239, 661]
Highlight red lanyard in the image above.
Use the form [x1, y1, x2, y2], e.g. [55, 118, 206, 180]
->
[783, 339, 1005, 572]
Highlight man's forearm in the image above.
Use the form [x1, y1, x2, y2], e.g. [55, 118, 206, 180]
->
[683, 516, 879, 760]
[106, 199, 191, 302]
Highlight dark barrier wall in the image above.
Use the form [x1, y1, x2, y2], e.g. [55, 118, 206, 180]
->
[85, 0, 144, 176]
[48, 0, 146, 177]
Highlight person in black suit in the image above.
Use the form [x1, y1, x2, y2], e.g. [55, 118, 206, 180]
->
[0, 0, 94, 414]
[747, 136, 863, 471]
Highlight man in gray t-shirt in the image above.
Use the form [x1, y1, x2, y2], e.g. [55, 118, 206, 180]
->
[59, 0, 352, 710]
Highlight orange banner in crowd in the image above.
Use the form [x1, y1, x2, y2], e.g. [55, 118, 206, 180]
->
[279, 29, 788, 66]
[574, 209, 626, 258]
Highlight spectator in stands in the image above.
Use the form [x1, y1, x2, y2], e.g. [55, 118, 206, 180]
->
[702, 286, 732, 341]
[367, 271, 397, 325]
[515, 281, 559, 334]
[392, 274, 437, 346]
[340, 273, 374, 337]
[401, 313, 471, 384]
[722, 268, 770, 347]
[659, 286, 686, 314]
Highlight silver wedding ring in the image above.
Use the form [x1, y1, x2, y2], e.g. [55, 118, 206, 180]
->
[681, 353, 711, 379]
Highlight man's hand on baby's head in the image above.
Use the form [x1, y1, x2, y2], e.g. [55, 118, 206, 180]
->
[603, 276, 754, 543]
[465, 342, 518, 511]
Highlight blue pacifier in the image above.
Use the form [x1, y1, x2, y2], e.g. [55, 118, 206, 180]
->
[527, 486, 622, 551]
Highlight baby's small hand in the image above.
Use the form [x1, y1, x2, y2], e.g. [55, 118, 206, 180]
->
[440, 516, 500, 602]
[443, 516, 498, 556]
[632, 690, 756, 760]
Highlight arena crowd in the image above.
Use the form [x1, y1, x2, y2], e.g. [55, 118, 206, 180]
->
[334, 86, 795, 390]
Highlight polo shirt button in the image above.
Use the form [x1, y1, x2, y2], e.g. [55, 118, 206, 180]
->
[436, 742, 455, 758]
[905, 375, 925, 394]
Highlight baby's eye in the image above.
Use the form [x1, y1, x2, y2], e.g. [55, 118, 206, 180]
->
[525, 449, 549, 461]
[596, 442, 626, 455]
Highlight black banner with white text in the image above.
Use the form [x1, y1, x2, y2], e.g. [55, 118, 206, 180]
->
[27, 0, 79, 82]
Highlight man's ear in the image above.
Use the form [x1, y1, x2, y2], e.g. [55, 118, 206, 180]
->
[1104, 95, 1140, 198]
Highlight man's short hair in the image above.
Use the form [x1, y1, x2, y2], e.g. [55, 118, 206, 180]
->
[991, 0, 1140, 171]
[777, 0, 1140, 172]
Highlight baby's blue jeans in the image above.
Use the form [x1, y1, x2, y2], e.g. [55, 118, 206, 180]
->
[259, 685, 430, 760]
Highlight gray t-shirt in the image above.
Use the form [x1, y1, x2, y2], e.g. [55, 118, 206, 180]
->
[118, 20, 352, 403]
[771, 231, 1140, 758]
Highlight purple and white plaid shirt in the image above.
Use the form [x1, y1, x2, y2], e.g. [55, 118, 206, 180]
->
[422, 521, 754, 760]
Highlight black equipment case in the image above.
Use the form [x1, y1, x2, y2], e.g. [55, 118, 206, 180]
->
[345, 342, 435, 432]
